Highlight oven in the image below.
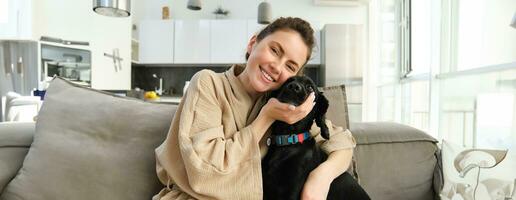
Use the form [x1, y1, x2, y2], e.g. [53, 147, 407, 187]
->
[40, 44, 91, 87]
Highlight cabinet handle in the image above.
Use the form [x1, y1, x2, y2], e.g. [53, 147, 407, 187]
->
[40, 36, 90, 46]
[104, 48, 123, 72]
[17, 57, 23, 76]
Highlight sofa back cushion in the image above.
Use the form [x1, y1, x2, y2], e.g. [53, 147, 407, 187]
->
[350, 122, 440, 200]
[0, 77, 177, 200]
[319, 85, 349, 129]
[0, 122, 34, 193]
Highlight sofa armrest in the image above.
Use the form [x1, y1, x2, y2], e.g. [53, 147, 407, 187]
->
[0, 122, 35, 193]
[350, 122, 440, 200]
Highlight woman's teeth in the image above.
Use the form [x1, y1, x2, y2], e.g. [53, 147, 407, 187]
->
[261, 69, 274, 82]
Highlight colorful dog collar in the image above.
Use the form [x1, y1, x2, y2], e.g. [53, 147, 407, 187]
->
[267, 131, 311, 146]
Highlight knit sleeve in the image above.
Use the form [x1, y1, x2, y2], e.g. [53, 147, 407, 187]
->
[311, 119, 356, 154]
[177, 70, 262, 173]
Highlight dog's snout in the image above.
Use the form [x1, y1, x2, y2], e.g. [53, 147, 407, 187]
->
[287, 82, 302, 93]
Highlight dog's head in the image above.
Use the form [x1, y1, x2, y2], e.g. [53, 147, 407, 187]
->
[270, 76, 330, 139]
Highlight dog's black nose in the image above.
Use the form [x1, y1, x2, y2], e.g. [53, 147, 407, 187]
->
[287, 82, 302, 93]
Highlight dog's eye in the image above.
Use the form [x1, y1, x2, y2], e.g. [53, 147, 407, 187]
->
[307, 86, 314, 92]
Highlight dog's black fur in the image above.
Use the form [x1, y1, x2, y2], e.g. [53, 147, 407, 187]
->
[261, 76, 370, 200]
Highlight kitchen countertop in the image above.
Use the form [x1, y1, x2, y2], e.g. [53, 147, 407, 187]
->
[146, 95, 182, 105]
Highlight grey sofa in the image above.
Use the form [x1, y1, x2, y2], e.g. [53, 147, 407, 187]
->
[0, 120, 442, 200]
[0, 76, 442, 200]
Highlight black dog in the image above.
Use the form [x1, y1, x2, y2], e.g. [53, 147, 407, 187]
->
[262, 76, 370, 200]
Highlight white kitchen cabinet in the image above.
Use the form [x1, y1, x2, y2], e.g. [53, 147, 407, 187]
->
[136, 19, 322, 66]
[0, 0, 32, 39]
[306, 21, 322, 65]
[32, 0, 132, 90]
[245, 19, 320, 65]
[246, 20, 265, 42]
[320, 24, 365, 86]
[307, 30, 321, 65]
[138, 20, 174, 64]
[244, 20, 265, 62]
[210, 20, 247, 64]
[174, 20, 211, 64]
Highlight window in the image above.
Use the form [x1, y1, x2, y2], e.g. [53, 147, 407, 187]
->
[373, 0, 516, 149]
[438, 69, 516, 149]
[409, 0, 431, 75]
[452, 0, 516, 71]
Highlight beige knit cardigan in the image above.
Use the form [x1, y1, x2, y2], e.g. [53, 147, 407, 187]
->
[153, 65, 356, 200]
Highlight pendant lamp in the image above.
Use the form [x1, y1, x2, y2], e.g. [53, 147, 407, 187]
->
[257, 1, 271, 24]
[93, 0, 131, 17]
[187, 0, 202, 10]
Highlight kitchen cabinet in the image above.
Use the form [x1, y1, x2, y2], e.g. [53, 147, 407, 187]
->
[247, 20, 265, 40]
[173, 20, 211, 64]
[0, 41, 39, 96]
[138, 20, 174, 64]
[0, 0, 32, 39]
[32, 0, 132, 90]
[210, 20, 247, 64]
[246, 19, 321, 65]
[136, 19, 322, 66]
[320, 24, 364, 86]
[307, 30, 321, 65]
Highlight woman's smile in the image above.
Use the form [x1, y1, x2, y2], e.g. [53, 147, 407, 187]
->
[260, 66, 276, 83]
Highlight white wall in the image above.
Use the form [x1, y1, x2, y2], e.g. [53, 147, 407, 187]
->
[132, 0, 367, 35]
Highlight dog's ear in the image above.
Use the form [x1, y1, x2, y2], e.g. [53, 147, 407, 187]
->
[314, 91, 330, 139]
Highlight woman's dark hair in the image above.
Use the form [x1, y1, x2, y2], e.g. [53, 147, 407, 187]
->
[245, 17, 315, 71]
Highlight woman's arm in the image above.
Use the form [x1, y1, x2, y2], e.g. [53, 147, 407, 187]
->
[312, 148, 353, 181]
[301, 148, 353, 200]
[300, 119, 357, 200]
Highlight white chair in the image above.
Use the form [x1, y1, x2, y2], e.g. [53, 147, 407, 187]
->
[3, 92, 42, 122]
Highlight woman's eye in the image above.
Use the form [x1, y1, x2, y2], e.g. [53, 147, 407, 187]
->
[271, 47, 279, 55]
[287, 65, 295, 72]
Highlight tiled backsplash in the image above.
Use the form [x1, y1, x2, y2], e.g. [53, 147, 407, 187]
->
[132, 65, 320, 96]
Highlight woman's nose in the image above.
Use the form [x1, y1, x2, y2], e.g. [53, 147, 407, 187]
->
[268, 63, 280, 75]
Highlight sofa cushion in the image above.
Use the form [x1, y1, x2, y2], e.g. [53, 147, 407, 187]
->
[440, 140, 516, 200]
[319, 84, 349, 129]
[318, 84, 361, 179]
[1, 77, 176, 200]
[0, 122, 34, 193]
[350, 122, 439, 200]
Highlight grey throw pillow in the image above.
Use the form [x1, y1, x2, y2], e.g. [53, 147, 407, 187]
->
[319, 85, 349, 130]
[318, 85, 360, 181]
[1, 77, 176, 200]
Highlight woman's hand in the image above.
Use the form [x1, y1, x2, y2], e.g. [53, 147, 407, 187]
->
[251, 92, 315, 141]
[262, 92, 316, 124]
[301, 167, 333, 200]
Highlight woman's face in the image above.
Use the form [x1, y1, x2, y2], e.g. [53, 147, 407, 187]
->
[244, 29, 309, 93]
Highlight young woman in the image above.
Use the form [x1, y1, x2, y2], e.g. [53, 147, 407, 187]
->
[153, 17, 369, 200]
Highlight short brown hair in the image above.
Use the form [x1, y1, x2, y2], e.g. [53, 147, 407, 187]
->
[245, 17, 315, 70]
